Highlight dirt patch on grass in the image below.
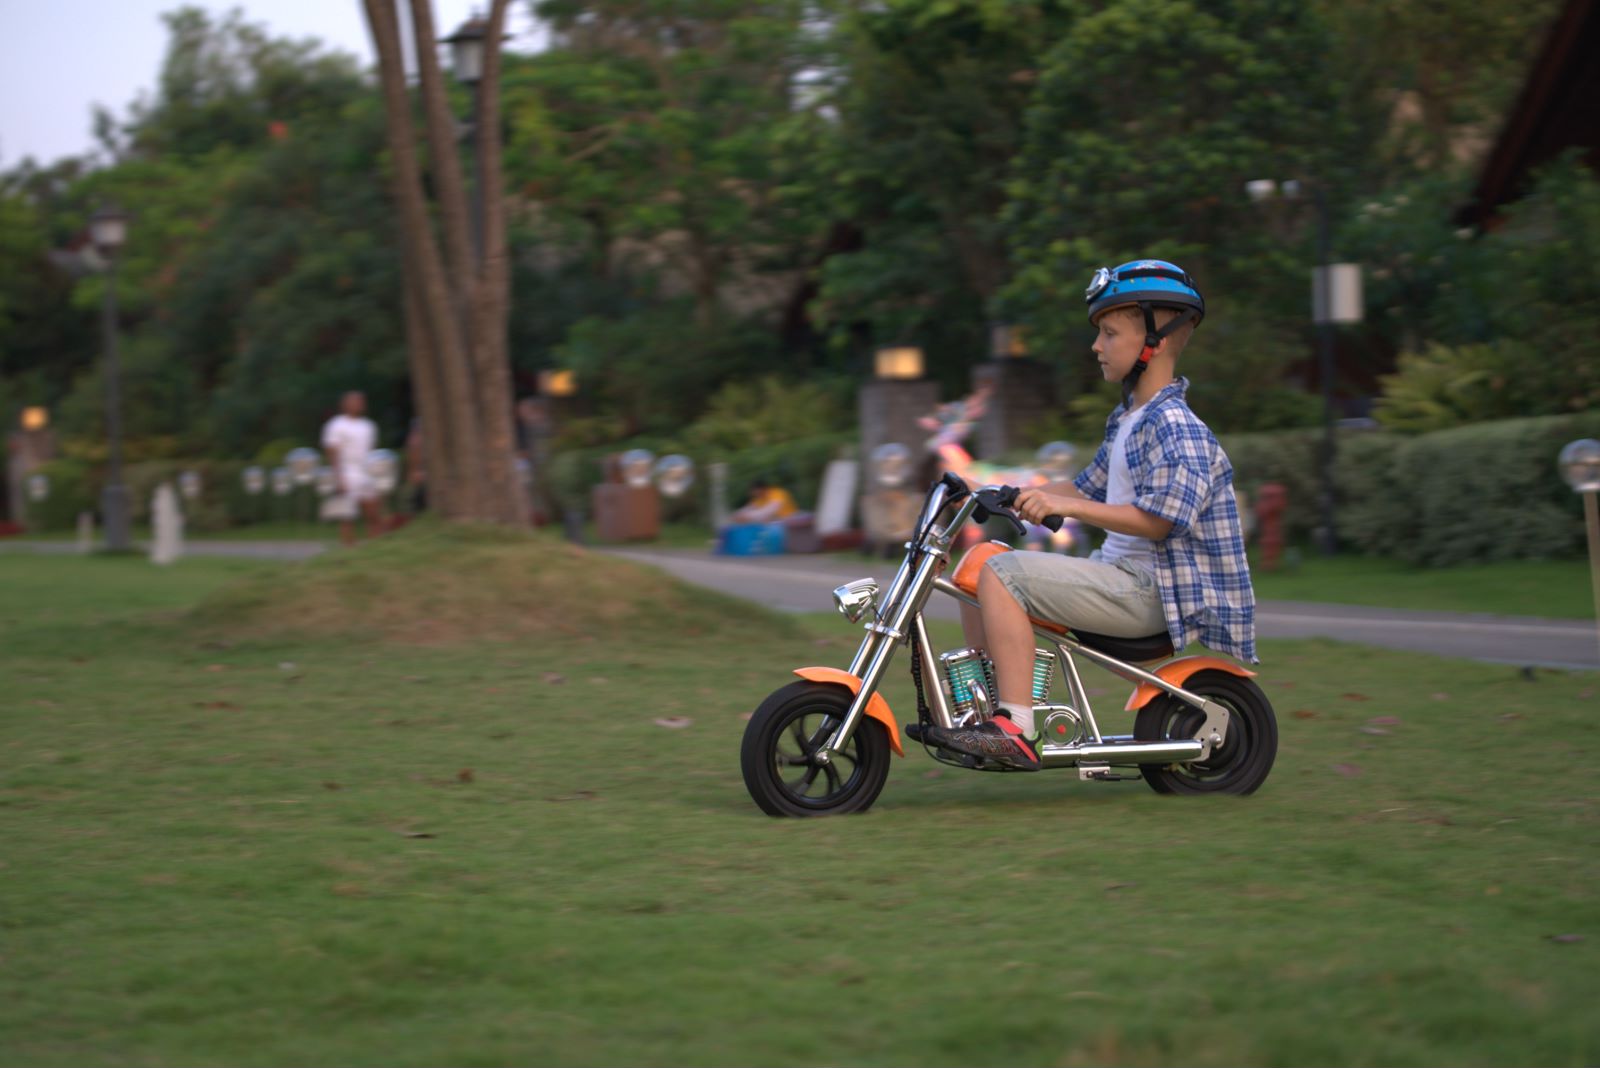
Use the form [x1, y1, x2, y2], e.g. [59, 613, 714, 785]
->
[189, 521, 781, 645]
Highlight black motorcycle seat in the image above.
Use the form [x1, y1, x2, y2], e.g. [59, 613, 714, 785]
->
[1067, 628, 1175, 662]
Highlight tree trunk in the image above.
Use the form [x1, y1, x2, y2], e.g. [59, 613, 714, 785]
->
[362, 0, 525, 523]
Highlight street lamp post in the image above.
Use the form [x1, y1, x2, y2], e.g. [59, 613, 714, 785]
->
[1246, 178, 1362, 555]
[443, 16, 489, 260]
[1559, 438, 1600, 661]
[90, 206, 131, 552]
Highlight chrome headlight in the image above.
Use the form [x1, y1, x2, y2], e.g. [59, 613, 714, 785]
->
[832, 578, 880, 623]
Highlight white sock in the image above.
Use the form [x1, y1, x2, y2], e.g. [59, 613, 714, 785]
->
[999, 701, 1035, 735]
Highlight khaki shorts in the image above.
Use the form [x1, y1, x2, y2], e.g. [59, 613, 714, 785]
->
[985, 550, 1167, 638]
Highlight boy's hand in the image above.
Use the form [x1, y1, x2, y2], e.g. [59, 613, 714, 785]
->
[1014, 488, 1075, 526]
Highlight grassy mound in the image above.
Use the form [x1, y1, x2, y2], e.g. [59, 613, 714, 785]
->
[189, 520, 783, 644]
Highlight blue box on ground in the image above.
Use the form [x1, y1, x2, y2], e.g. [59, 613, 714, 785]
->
[718, 521, 786, 556]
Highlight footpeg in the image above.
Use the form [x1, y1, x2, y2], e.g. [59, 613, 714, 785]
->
[1077, 762, 1136, 782]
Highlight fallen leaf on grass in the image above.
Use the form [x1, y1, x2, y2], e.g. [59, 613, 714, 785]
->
[591, 676, 611, 685]
[923, 769, 943, 779]
[738, 712, 753, 722]
[1548, 933, 1583, 944]
[1103, 882, 1137, 892]
[1430, 692, 1450, 700]
[1292, 709, 1318, 720]
[1369, 715, 1401, 725]
[653, 716, 693, 729]
[456, 768, 474, 784]
[1340, 692, 1371, 701]
[322, 781, 342, 791]
[195, 701, 239, 711]
[547, 790, 595, 802]
[1359, 726, 1391, 736]
[1499, 712, 1524, 721]
[1331, 763, 1362, 778]
[205, 664, 228, 673]
[542, 672, 566, 685]
[393, 829, 436, 839]
[1484, 885, 1501, 896]
[278, 662, 296, 672]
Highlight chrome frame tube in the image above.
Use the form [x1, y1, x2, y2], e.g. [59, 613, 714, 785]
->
[1056, 642, 1102, 743]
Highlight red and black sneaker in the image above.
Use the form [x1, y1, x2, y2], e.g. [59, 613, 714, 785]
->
[923, 715, 1041, 771]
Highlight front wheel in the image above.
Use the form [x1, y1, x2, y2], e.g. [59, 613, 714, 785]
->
[741, 681, 891, 817]
[1134, 670, 1277, 795]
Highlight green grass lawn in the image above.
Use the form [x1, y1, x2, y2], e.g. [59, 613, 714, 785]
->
[1, 540, 1596, 1067]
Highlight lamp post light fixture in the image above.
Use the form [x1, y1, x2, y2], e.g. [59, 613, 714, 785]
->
[1560, 438, 1600, 661]
[442, 15, 488, 85]
[873, 346, 924, 380]
[20, 406, 48, 432]
[538, 369, 577, 398]
[89, 204, 131, 551]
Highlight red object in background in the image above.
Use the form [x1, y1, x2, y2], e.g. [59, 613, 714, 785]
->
[0, 520, 23, 538]
[268, 120, 289, 141]
[1254, 482, 1288, 572]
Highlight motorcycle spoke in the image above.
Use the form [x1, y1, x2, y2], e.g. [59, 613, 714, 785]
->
[822, 761, 842, 793]
[790, 720, 811, 754]
[793, 764, 823, 795]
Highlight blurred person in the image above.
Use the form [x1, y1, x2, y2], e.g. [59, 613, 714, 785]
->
[321, 390, 386, 545]
[922, 261, 1255, 770]
[515, 397, 554, 526]
[727, 474, 797, 525]
[405, 417, 427, 514]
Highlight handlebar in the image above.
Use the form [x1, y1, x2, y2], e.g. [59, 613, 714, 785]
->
[973, 484, 1064, 535]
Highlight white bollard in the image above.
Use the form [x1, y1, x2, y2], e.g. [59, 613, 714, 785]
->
[150, 482, 185, 566]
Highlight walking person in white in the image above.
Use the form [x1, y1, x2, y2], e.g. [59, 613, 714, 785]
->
[321, 391, 385, 545]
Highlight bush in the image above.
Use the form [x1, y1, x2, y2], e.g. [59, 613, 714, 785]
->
[21, 458, 278, 533]
[1224, 412, 1600, 565]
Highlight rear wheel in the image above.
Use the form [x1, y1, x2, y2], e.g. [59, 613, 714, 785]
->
[741, 681, 891, 817]
[1134, 671, 1277, 795]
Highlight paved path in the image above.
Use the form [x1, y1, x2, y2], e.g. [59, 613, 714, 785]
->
[601, 546, 1600, 672]
[7, 538, 1594, 670]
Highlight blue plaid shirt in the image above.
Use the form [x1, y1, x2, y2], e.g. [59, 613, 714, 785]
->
[1073, 378, 1257, 663]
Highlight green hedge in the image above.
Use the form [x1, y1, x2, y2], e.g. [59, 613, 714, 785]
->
[20, 458, 341, 533]
[1222, 412, 1600, 565]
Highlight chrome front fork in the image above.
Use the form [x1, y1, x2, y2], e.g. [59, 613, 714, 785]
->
[814, 549, 944, 765]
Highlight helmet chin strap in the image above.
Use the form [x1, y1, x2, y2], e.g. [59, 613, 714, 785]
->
[1120, 301, 1200, 408]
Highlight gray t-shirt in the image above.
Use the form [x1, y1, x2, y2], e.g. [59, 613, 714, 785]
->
[1096, 402, 1157, 574]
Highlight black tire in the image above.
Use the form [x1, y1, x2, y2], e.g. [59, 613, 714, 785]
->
[741, 681, 892, 817]
[1134, 670, 1277, 796]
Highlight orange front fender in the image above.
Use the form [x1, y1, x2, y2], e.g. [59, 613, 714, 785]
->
[1124, 656, 1258, 711]
[793, 667, 904, 757]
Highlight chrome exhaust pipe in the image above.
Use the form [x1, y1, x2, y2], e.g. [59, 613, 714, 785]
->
[1039, 738, 1202, 768]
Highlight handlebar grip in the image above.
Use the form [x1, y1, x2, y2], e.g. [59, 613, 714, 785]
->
[1042, 515, 1064, 533]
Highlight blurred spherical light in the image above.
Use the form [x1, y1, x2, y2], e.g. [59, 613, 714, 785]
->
[871, 442, 913, 488]
[365, 449, 400, 494]
[286, 447, 321, 485]
[270, 467, 293, 496]
[620, 449, 655, 489]
[653, 454, 695, 498]
[1035, 441, 1076, 480]
[314, 466, 338, 497]
[242, 466, 266, 495]
[178, 470, 202, 501]
[1558, 439, 1600, 493]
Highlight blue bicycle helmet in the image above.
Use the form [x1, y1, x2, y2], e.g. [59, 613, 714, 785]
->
[1084, 259, 1205, 404]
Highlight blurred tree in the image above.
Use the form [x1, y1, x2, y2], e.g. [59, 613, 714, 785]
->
[1000, 0, 1385, 427]
[803, 0, 1072, 390]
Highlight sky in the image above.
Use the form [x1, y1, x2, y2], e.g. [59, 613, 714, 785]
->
[0, 1, 542, 168]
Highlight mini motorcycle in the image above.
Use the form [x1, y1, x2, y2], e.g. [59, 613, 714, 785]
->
[740, 473, 1278, 816]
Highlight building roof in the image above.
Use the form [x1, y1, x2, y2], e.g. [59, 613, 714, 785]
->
[1457, 0, 1600, 226]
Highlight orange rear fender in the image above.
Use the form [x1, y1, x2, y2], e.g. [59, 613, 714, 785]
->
[1124, 656, 1257, 711]
[792, 667, 904, 757]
